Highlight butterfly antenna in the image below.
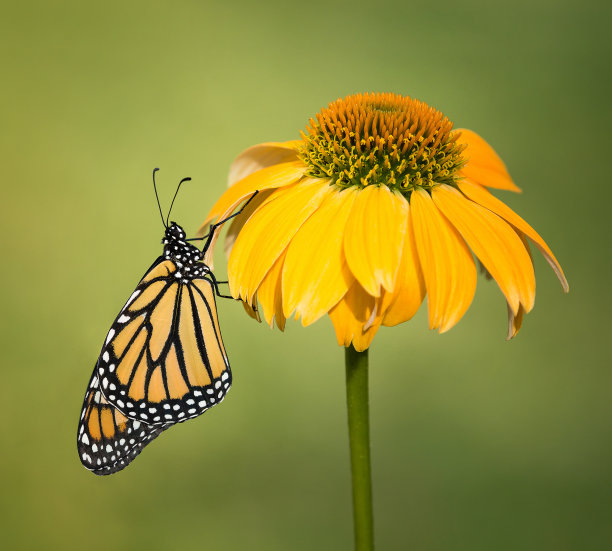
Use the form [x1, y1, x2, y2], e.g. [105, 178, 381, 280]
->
[152, 168, 167, 228]
[166, 176, 192, 227]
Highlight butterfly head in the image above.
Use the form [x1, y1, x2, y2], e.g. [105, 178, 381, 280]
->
[164, 222, 186, 242]
[162, 222, 207, 279]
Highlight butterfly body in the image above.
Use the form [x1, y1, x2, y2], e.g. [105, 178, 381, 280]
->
[161, 221, 209, 281]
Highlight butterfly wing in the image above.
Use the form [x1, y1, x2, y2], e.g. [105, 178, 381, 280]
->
[77, 372, 168, 475]
[97, 259, 232, 425]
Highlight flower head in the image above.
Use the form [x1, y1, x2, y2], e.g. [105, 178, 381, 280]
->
[203, 93, 568, 351]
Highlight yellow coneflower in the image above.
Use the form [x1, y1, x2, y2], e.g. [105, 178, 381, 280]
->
[203, 92, 569, 550]
[202, 92, 568, 352]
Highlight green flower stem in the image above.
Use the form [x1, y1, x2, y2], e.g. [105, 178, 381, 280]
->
[345, 345, 374, 551]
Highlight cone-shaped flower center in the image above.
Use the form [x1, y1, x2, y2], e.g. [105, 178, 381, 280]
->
[299, 92, 466, 197]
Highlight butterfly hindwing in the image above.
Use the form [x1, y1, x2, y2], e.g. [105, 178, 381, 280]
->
[96, 258, 232, 426]
[77, 372, 168, 475]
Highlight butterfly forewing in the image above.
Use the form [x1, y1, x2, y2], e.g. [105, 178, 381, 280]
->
[77, 372, 168, 475]
[97, 259, 232, 426]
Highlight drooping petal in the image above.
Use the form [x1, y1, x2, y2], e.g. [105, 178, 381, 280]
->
[329, 296, 354, 348]
[228, 178, 332, 303]
[456, 128, 521, 192]
[344, 185, 408, 297]
[410, 188, 477, 333]
[507, 302, 524, 340]
[206, 190, 278, 269]
[381, 207, 426, 327]
[224, 189, 274, 258]
[458, 179, 569, 292]
[200, 161, 308, 265]
[282, 187, 359, 325]
[242, 297, 261, 322]
[203, 160, 308, 227]
[257, 249, 287, 330]
[228, 140, 302, 187]
[329, 281, 384, 352]
[432, 184, 535, 314]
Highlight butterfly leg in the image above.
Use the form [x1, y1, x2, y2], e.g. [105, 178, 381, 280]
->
[186, 190, 260, 246]
[206, 274, 259, 314]
[207, 272, 235, 300]
[209, 189, 260, 232]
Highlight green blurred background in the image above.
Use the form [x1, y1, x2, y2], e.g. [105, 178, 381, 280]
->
[1, 0, 610, 549]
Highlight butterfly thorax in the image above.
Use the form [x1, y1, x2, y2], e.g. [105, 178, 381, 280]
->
[162, 222, 209, 282]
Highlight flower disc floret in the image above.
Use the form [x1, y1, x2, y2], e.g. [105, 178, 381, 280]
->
[299, 92, 466, 196]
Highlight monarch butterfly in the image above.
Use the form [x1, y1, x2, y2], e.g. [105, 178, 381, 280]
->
[77, 169, 257, 475]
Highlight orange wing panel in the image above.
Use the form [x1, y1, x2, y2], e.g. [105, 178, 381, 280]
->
[140, 260, 175, 284]
[149, 283, 178, 360]
[116, 329, 147, 385]
[165, 344, 191, 399]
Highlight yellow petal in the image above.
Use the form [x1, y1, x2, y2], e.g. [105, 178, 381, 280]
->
[344, 186, 409, 297]
[228, 140, 302, 187]
[432, 184, 535, 314]
[200, 161, 308, 266]
[381, 207, 426, 326]
[202, 187, 276, 268]
[456, 128, 521, 192]
[410, 188, 477, 333]
[328, 281, 383, 352]
[329, 297, 355, 348]
[458, 179, 568, 292]
[228, 177, 332, 303]
[203, 160, 307, 227]
[282, 187, 359, 325]
[257, 249, 287, 330]
[224, 189, 274, 258]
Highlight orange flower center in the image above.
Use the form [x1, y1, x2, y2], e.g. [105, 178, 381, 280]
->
[299, 92, 466, 196]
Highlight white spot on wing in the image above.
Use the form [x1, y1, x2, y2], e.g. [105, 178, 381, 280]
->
[125, 290, 141, 308]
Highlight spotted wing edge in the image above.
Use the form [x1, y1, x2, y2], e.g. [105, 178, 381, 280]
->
[77, 370, 170, 475]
